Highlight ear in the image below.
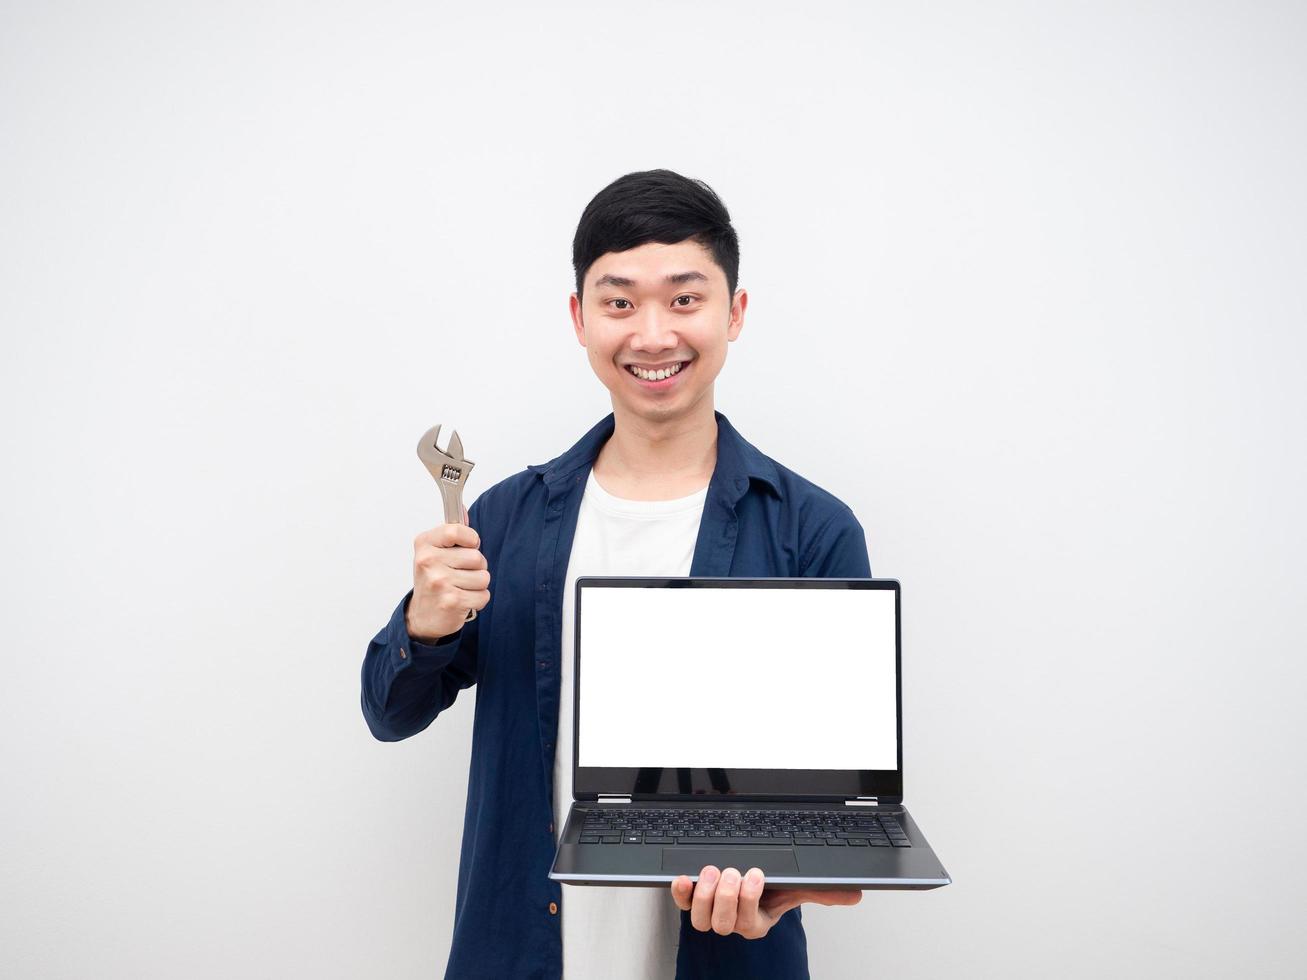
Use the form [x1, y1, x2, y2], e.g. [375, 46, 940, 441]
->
[569, 292, 587, 347]
[727, 288, 748, 341]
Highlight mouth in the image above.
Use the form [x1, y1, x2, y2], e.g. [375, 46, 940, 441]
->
[623, 359, 691, 389]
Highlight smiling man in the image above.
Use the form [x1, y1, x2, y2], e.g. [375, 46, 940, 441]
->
[361, 169, 870, 979]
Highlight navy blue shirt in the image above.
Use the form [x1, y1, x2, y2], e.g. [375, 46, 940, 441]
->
[361, 410, 872, 979]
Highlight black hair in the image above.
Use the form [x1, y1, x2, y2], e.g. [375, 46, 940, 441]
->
[572, 169, 740, 304]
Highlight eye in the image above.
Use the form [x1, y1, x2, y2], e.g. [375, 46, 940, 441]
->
[674, 295, 697, 307]
[608, 298, 632, 310]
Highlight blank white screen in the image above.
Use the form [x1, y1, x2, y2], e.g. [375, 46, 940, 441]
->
[576, 585, 898, 770]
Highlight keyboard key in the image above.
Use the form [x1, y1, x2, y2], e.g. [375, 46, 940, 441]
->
[579, 835, 601, 844]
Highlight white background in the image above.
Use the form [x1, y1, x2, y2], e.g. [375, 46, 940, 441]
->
[577, 587, 897, 770]
[2, 2, 1305, 978]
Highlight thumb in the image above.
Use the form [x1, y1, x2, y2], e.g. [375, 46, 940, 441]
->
[462, 504, 470, 525]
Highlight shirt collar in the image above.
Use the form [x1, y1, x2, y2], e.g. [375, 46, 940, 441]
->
[526, 409, 784, 502]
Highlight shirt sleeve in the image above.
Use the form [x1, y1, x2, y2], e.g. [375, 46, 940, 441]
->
[799, 502, 872, 578]
[359, 496, 485, 742]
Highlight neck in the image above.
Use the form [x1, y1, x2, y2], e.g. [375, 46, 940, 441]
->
[594, 395, 718, 497]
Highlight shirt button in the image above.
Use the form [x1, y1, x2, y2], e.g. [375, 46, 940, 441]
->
[548, 901, 558, 915]
[399, 648, 407, 659]
[548, 822, 554, 834]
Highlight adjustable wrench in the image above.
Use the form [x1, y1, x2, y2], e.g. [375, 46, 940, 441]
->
[416, 424, 478, 623]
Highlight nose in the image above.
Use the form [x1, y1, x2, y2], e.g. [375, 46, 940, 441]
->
[627, 309, 679, 353]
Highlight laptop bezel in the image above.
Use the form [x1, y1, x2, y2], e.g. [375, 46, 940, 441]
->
[571, 576, 903, 803]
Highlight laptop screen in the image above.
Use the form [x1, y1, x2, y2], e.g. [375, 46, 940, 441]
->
[573, 577, 902, 801]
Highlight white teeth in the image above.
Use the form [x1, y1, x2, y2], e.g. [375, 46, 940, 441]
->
[628, 362, 684, 381]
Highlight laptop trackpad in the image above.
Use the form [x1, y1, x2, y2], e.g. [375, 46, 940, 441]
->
[661, 847, 799, 875]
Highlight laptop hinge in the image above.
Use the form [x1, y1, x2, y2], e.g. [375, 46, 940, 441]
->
[845, 797, 879, 807]
[597, 795, 632, 804]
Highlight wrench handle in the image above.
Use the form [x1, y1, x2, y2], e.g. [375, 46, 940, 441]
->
[437, 481, 477, 623]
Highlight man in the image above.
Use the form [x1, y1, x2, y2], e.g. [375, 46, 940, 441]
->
[361, 169, 869, 979]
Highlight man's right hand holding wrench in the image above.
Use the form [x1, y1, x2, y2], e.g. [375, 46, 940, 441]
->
[406, 426, 491, 642]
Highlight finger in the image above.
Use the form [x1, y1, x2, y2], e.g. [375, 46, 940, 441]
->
[732, 868, 767, 938]
[444, 567, 492, 591]
[462, 503, 469, 524]
[690, 866, 719, 932]
[415, 524, 480, 550]
[441, 546, 488, 570]
[413, 553, 488, 590]
[445, 522, 479, 549]
[414, 543, 486, 573]
[670, 875, 694, 911]
[710, 867, 742, 936]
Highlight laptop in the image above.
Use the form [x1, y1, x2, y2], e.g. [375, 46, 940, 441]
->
[549, 576, 951, 890]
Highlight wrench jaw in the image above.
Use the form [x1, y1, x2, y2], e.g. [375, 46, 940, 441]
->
[417, 425, 477, 491]
[417, 425, 477, 517]
[416, 423, 479, 623]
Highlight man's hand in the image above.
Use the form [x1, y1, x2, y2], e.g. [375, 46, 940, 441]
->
[407, 506, 491, 642]
[670, 865, 862, 940]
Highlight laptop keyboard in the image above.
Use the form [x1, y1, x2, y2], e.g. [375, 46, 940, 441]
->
[578, 808, 911, 847]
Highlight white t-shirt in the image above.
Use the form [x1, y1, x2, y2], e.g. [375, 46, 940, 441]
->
[553, 468, 709, 979]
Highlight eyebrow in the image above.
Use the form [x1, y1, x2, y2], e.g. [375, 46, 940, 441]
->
[593, 270, 710, 289]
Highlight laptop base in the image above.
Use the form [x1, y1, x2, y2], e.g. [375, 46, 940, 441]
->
[549, 803, 951, 891]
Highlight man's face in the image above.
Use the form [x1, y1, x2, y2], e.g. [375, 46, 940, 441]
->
[569, 239, 746, 425]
